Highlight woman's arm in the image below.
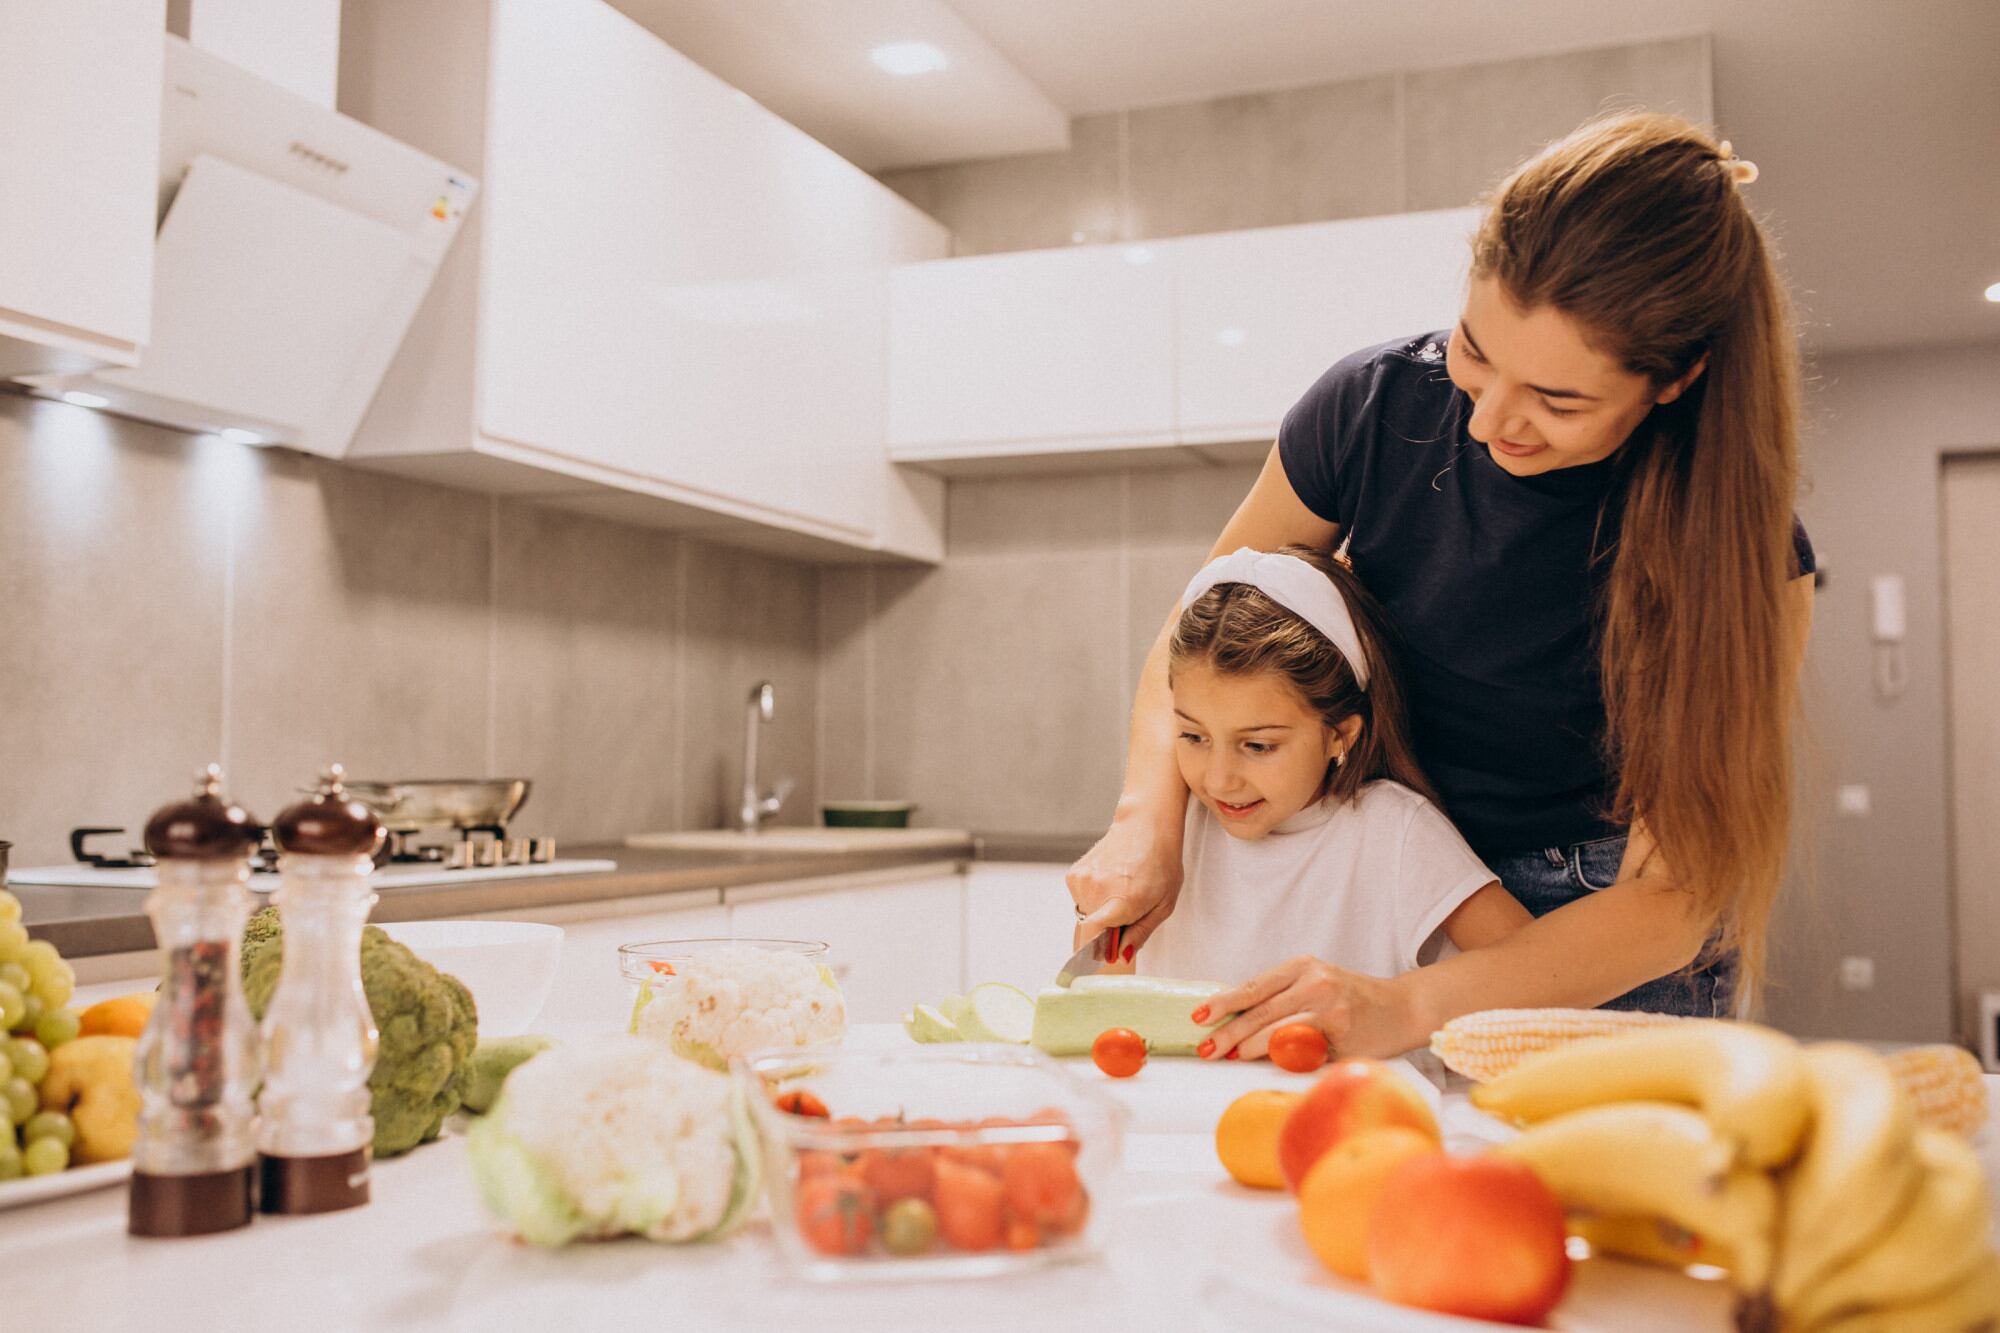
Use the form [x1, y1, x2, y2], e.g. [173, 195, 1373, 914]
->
[1068, 446, 1340, 951]
[1202, 572, 1817, 1057]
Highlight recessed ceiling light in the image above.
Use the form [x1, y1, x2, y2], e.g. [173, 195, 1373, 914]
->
[219, 428, 265, 445]
[1985, 281, 2000, 303]
[60, 391, 110, 409]
[871, 42, 949, 77]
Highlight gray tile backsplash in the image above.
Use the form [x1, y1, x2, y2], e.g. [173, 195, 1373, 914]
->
[877, 36, 1710, 253]
[0, 392, 821, 866]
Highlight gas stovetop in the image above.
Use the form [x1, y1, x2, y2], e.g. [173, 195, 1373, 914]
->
[11, 826, 614, 891]
[7, 858, 616, 893]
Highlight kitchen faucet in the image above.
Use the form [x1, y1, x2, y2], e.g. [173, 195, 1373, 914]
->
[739, 680, 793, 833]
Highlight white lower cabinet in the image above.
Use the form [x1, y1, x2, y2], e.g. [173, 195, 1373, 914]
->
[725, 867, 965, 1025]
[472, 889, 729, 1029]
[964, 863, 1077, 999]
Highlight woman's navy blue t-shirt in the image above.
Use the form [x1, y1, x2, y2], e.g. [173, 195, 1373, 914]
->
[1277, 331, 1815, 857]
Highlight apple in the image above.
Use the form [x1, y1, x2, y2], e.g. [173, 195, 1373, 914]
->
[1367, 1153, 1571, 1325]
[1276, 1059, 1439, 1192]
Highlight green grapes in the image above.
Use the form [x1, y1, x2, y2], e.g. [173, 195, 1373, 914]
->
[1, 1075, 34, 1125]
[0, 890, 20, 924]
[32, 963, 73, 1009]
[0, 962, 26, 992]
[21, 1137, 67, 1176]
[6, 1038, 48, 1085]
[33, 1008, 79, 1049]
[0, 1138, 21, 1182]
[23, 1110, 73, 1148]
[0, 922, 26, 962]
[0, 981, 22, 1031]
[15, 992, 44, 1033]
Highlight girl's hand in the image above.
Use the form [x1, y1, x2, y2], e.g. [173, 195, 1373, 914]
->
[1197, 957, 1421, 1061]
[1066, 817, 1184, 958]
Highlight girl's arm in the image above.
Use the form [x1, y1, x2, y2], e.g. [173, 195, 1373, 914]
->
[1068, 445, 1339, 951]
[1440, 881, 1533, 951]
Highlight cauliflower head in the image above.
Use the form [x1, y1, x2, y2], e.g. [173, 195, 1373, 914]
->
[241, 906, 479, 1157]
[629, 943, 846, 1070]
[466, 1033, 759, 1246]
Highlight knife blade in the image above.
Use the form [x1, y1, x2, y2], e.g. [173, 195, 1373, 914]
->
[1055, 925, 1121, 987]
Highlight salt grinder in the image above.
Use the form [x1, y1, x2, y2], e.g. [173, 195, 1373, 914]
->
[129, 765, 264, 1238]
[257, 764, 386, 1214]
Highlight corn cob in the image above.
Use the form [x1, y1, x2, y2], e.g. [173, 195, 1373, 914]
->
[1430, 1007, 1685, 1082]
[1884, 1043, 1989, 1138]
[1434, 1010, 1989, 1138]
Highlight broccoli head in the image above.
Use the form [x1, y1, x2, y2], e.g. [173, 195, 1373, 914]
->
[241, 906, 480, 1157]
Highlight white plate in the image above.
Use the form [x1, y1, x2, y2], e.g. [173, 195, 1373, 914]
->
[0, 1159, 133, 1211]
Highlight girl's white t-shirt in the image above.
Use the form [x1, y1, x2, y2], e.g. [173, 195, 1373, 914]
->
[1139, 781, 1497, 986]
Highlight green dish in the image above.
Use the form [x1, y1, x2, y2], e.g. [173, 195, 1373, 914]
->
[821, 801, 916, 829]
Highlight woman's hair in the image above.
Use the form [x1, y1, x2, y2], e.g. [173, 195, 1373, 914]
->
[1472, 110, 1805, 995]
[1169, 544, 1440, 808]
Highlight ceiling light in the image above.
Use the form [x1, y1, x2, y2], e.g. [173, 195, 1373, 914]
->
[1985, 281, 2000, 303]
[219, 428, 265, 445]
[60, 391, 110, 409]
[870, 42, 949, 77]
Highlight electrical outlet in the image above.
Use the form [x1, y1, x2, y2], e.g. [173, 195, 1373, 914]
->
[1837, 784, 1872, 817]
[1840, 956, 1875, 991]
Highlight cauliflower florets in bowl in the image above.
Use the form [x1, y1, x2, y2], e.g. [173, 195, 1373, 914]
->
[624, 939, 847, 1070]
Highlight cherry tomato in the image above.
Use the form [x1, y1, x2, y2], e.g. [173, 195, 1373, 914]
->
[774, 1088, 830, 1118]
[860, 1146, 937, 1204]
[1092, 1027, 1147, 1078]
[795, 1175, 874, 1256]
[933, 1158, 1005, 1252]
[646, 959, 676, 975]
[1000, 1142, 1082, 1228]
[1003, 1215, 1041, 1251]
[1268, 1023, 1330, 1074]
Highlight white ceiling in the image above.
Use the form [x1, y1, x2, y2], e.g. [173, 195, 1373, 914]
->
[613, 0, 2000, 355]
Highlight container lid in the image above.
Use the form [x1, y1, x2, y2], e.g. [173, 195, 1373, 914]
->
[272, 765, 386, 858]
[143, 765, 262, 861]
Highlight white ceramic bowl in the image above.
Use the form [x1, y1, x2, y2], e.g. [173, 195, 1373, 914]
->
[377, 920, 564, 1038]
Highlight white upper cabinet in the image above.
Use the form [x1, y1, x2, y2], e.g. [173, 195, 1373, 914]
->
[341, 0, 950, 563]
[888, 242, 1178, 462]
[886, 207, 1480, 469]
[0, 0, 162, 375]
[1175, 208, 1479, 446]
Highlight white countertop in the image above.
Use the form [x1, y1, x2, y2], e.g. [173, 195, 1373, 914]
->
[8, 1027, 1994, 1333]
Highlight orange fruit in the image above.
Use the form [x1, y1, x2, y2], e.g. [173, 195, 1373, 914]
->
[1297, 1125, 1441, 1280]
[77, 992, 156, 1039]
[1214, 1089, 1302, 1190]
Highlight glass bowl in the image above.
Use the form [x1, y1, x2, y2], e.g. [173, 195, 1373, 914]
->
[737, 1042, 1128, 1282]
[618, 937, 841, 1067]
[617, 936, 829, 992]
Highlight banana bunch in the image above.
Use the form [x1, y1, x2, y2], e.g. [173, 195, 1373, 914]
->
[1473, 1024, 1998, 1331]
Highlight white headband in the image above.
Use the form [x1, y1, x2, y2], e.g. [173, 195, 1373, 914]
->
[1180, 547, 1371, 689]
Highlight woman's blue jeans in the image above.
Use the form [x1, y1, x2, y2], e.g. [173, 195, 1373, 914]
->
[1482, 834, 1738, 1018]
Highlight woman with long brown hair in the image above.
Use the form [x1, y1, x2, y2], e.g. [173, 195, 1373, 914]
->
[1068, 110, 1815, 1057]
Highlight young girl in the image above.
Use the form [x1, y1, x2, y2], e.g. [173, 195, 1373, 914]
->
[1136, 543, 1531, 990]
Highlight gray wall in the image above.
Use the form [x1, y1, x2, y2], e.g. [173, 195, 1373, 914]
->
[879, 37, 1712, 254]
[0, 392, 820, 866]
[1766, 341, 2000, 1043]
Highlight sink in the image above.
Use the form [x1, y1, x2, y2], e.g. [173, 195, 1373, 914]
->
[625, 827, 973, 855]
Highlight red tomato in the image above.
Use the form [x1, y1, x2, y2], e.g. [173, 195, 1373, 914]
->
[795, 1175, 874, 1256]
[774, 1089, 830, 1118]
[933, 1158, 1005, 1252]
[1092, 1028, 1147, 1078]
[1000, 1143, 1082, 1228]
[860, 1147, 937, 1204]
[1269, 1023, 1330, 1074]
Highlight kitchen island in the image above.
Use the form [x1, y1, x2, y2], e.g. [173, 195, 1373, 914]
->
[8, 1023, 1997, 1332]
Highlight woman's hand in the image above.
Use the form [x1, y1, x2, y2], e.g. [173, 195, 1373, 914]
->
[1196, 957, 1424, 1061]
[1066, 816, 1184, 959]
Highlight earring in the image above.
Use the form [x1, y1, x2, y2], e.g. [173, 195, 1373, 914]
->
[1334, 750, 1346, 768]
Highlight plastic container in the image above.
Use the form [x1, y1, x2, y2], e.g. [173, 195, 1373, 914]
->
[739, 1042, 1127, 1282]
[616, 937, 839, 1064]
[617, 936, 829, 1004]
[820, 801, 915, 829]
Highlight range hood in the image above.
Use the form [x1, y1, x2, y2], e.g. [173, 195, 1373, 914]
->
[18, 36, 478, 458]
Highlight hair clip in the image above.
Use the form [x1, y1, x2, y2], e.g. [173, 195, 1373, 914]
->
[1716, 140, 1759, 186]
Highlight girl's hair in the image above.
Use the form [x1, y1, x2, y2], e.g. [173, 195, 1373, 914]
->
[1169, 544, 1440, 809]
[1472, 111, 1805, 995]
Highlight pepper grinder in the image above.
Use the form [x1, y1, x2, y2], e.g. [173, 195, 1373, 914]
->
[129, 765, 264, 1238]
[257, 764, 386, 1214]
